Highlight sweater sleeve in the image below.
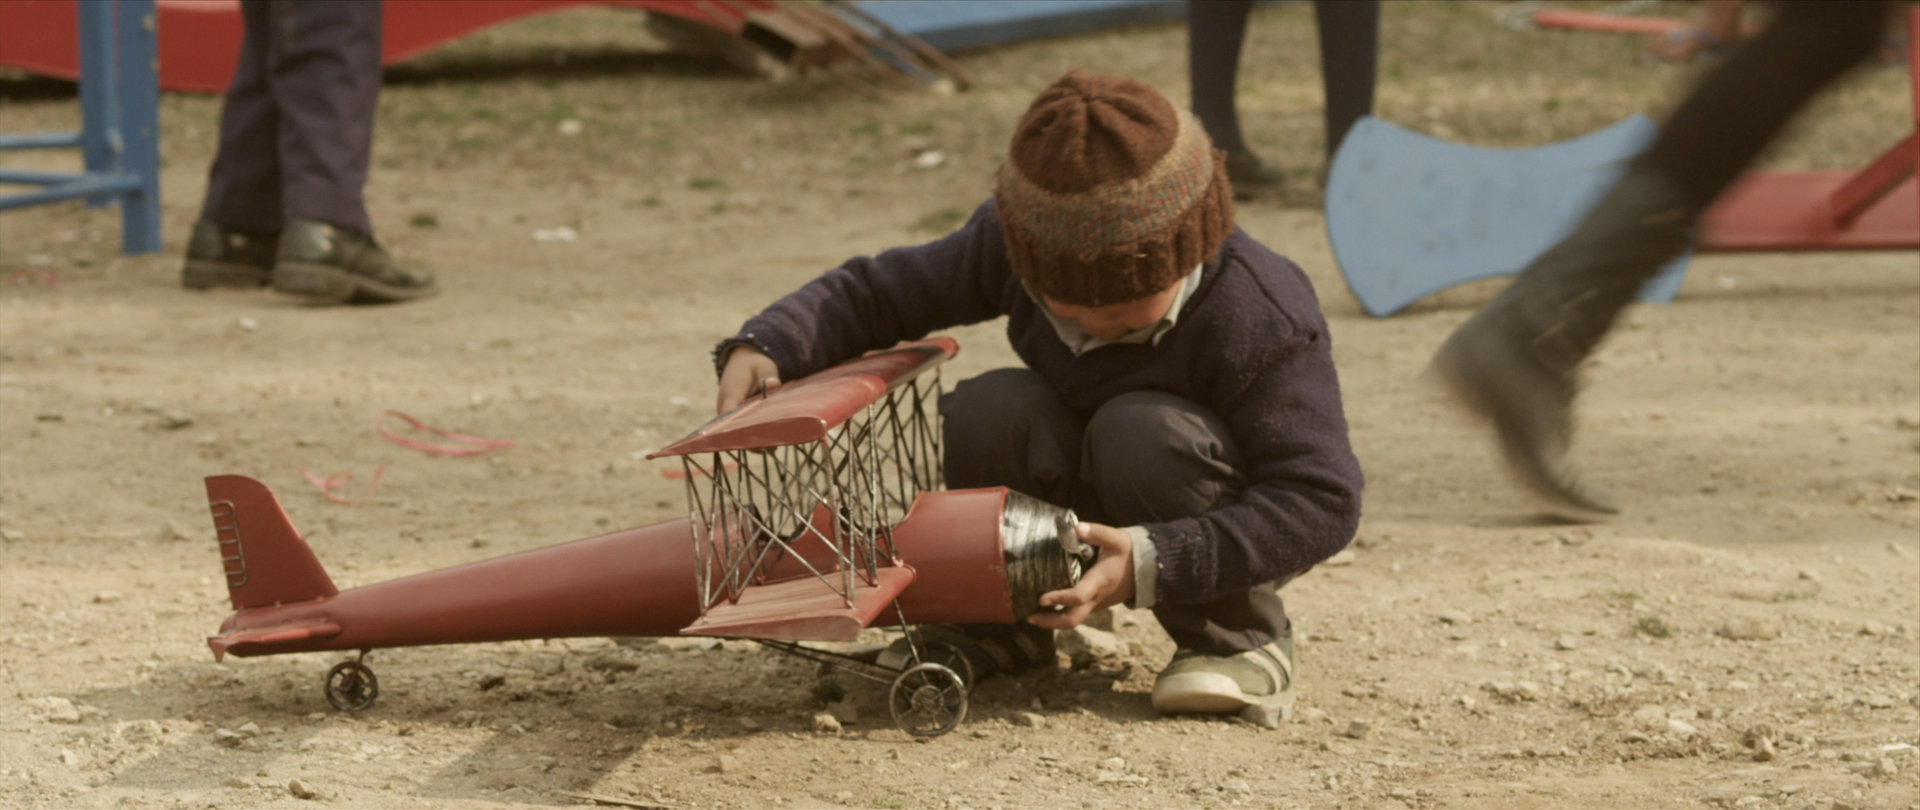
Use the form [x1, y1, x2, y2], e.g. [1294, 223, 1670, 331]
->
[1144, 315, 1365, 606]
[720, 201, 1013, 380]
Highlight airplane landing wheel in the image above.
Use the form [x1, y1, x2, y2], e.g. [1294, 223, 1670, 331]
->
[919, 640, 976, 690]
[889, 662, 967, 737]
[325, 660, 379, 712]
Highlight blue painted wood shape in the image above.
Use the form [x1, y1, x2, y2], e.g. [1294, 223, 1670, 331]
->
[1324, 115, 1691, 318]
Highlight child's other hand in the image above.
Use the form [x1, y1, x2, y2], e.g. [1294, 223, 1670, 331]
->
[717, 345, 781, 414]
[1027, 521, 1135, 630]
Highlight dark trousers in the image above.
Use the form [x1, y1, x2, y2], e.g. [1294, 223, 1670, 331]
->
[942, 369, 1290, 657]
[1188, 0, 1379, 160]
[199, 0, 383, 236]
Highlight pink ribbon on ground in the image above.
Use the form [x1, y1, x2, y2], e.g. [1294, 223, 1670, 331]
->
[300, 465, 386, 505]
[376, 409, 514, 457]
[6, 268, 61, 288]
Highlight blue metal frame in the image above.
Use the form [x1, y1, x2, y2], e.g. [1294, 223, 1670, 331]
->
[0, 0, 162, 254]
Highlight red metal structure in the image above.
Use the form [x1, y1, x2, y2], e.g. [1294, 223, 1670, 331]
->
[0, 0, 958, 93]
[1531, 4, 1919, 252]
[202, 339, 1088, 737]
[1695, 6, 1919, 252]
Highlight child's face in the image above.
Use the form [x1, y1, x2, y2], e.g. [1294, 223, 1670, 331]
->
[1041, 282, 1184, 341]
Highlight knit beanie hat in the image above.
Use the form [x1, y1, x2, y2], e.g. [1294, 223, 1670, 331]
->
[995, 69, 1235, 306]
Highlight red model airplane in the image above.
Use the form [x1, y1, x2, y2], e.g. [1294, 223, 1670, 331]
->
[200, 338, 1089, 736]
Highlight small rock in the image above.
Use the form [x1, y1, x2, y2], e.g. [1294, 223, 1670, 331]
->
[287, 779, 318, 800]
[1622, 731, 1651, 743]
[1221, 778, 1251, 793]
[811, 712, 842, 734]
[476, 669, 507, 691]
[737, 716, 760, 731]
[1055, 625, 1124, 667]
[583, 654, 640, 674]
[1554, 635, 1579, 651]
[92, 591, 123, 604]
[1012, 711, 1045, 729]
[1753, 736, 1776, 762]
[1390, 788, 1418, 801]
[1667, 718, 1699, 738]
[224, 777, 250, 789]
[236, 316, 260, 332]
[710, 754, 741, 774]
[824, 699, 859, 725]
[214, 728, 246, 748]
[1719, 616, 1782, 640]
[520, 653, 565, 676]
[156, 411, 194, 430]
[1298, 706, 1331, 724]
[37, 697, 82, 724]
[1343, 720, 1371, 740]
[1438, 609, 1471, 625]
[58, 749, 81, 767]
[1632, 705, 1667, 727]
[1322, 549, 1357, 567]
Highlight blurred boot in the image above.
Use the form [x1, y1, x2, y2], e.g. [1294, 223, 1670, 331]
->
[1224, 149, 1287, 200]
[181, 221, 276, 289]
[272, 218, 437, 305]
[1429, 166, 1695, 519]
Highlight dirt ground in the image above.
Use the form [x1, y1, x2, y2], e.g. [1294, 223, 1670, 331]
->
[2, 3, 1916, 808]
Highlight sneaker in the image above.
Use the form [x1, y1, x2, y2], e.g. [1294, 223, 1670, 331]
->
[1151, 638, 1295, 719]
[876, 623, 1055, 683]
[181, 221, 276, 289]
[272, 218, 437, 305]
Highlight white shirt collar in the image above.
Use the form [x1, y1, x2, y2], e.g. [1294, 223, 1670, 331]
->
[1030, 264, 1204, 356]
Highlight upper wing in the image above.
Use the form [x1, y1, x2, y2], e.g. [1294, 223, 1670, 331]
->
[648, 337, 958, 457]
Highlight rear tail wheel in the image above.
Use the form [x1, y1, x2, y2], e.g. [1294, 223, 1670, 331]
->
[325, 660, 379, 712]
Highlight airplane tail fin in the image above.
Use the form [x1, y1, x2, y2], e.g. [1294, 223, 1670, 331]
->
[204, 475, 338, 610]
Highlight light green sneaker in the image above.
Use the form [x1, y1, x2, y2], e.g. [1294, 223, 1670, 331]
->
[1150, 638, 1296, 720]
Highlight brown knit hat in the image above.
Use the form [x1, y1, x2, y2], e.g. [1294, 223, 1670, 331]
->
[995, 69, 1235, 306]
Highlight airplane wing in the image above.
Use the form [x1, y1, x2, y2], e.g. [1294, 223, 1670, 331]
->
[680, 566, 917, 642]
[648, 338, 957, 457]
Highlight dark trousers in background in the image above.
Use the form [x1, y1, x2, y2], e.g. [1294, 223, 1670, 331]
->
[200, 0, 383, 236]
[1188, 0, 1379, 160]
[942, 369, 1291, 657]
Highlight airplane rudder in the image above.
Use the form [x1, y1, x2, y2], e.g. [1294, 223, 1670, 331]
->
[204, 475, 338, 609]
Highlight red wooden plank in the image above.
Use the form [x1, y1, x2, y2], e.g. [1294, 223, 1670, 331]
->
[0, 0, 765, 94]
[1699, 172, 1919, 251]
[1529, 9, 1685, 36]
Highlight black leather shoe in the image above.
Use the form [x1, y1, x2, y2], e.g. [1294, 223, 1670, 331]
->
[181, 221, 276, 289]
[272, 218, 437, 305]
[1224, 149, 1287, 201]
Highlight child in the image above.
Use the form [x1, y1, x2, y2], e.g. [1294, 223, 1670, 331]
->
[712, 69, 1363, 722]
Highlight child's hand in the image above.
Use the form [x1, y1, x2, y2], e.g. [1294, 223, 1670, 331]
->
[717, 345, 781, 413]
[1027, 521, 1135, 630]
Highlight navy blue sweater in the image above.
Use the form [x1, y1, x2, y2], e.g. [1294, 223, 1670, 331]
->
[726, 200, 1363, 605]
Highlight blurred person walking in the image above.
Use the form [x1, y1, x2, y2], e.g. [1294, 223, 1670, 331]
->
[1430, 0, 1896, 518]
